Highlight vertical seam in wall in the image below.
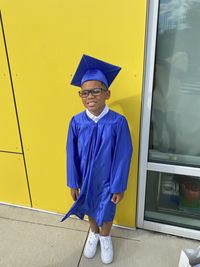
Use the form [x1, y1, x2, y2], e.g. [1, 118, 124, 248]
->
[0, 10, 33, 207]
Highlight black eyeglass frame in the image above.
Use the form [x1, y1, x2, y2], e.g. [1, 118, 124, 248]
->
[78, 88, 107, 98]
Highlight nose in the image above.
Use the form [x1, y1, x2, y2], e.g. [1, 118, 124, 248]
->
[87, 91, 95, 98]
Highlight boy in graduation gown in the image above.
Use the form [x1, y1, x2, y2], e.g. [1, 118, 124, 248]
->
[61, 54, 133, 264]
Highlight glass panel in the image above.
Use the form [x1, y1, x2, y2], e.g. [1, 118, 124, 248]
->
[149, 0, 200, 167]
[145, 171, 200, 230]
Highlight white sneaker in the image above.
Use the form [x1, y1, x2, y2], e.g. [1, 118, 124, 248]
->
[83, 231, 99, 258]
[100, 235, 113, 264]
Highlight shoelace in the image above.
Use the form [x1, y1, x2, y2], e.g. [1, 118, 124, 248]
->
[101, 237, 111, 251]
[88, 233, 98, 247]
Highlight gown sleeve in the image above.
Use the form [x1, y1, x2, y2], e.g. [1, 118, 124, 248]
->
[66, 117, 81, 189]
[110, 117, 133, 193]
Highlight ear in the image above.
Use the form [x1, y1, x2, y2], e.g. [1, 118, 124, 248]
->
[105, 90, 111, 100]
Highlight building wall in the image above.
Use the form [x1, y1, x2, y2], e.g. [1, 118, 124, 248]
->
[0, 0, 146, 227]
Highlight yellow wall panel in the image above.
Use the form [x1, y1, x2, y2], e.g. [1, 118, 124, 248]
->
[0, 1, 146, 227]
[0, 152, 30, 206]
[0, 15, 22, 152]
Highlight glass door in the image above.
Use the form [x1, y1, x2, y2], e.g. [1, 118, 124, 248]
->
[137, 0, 200, 240]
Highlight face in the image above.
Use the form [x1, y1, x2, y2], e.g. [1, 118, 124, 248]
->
[80, 80, 110, 116]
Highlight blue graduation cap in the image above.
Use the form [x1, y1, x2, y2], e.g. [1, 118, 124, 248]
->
[71, 54, 121, 88]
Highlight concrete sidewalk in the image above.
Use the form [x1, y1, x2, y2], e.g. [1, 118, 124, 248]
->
[0, 204, 199, 267]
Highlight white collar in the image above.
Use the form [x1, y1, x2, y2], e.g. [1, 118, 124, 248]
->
[86, 105, 109, 123]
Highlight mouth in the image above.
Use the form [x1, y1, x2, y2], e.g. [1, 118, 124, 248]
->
[87, 101, 97, 106]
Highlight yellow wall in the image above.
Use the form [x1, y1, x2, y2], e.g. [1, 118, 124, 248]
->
[0, 15, 22, 153]
[0, 1, 146, 227]
[0, 15, 31, 206]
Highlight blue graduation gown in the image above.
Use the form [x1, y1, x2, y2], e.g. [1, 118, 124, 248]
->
[61, 109, 133, 226]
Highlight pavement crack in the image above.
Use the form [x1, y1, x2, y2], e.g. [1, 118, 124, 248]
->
[0, 216, 88, 233]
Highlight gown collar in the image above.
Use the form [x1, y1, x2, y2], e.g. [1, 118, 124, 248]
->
[86, 105, 109, 123]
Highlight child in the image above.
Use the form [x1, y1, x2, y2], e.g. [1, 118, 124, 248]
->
[61, 55, 133, 264]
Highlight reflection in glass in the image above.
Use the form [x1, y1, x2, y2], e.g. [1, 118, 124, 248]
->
[145, 171, 200, 230]
[149, 0, 200, 166]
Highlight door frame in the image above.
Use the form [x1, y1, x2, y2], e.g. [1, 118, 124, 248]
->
[137, 0, 200, 240]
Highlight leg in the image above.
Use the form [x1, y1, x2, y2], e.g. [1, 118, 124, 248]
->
[88, 216, 100, 233]
[84, 216, 100, 259]
[100, 221, 113, 236]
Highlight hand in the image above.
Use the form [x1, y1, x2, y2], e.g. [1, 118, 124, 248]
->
[70, 188, 79, 201]
[111, 192, 124, 204]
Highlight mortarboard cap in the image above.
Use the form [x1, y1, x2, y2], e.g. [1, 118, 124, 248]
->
[71, 54, 121, 88]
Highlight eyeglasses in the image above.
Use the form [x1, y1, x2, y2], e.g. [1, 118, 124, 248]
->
[78, 88, 107, 98]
